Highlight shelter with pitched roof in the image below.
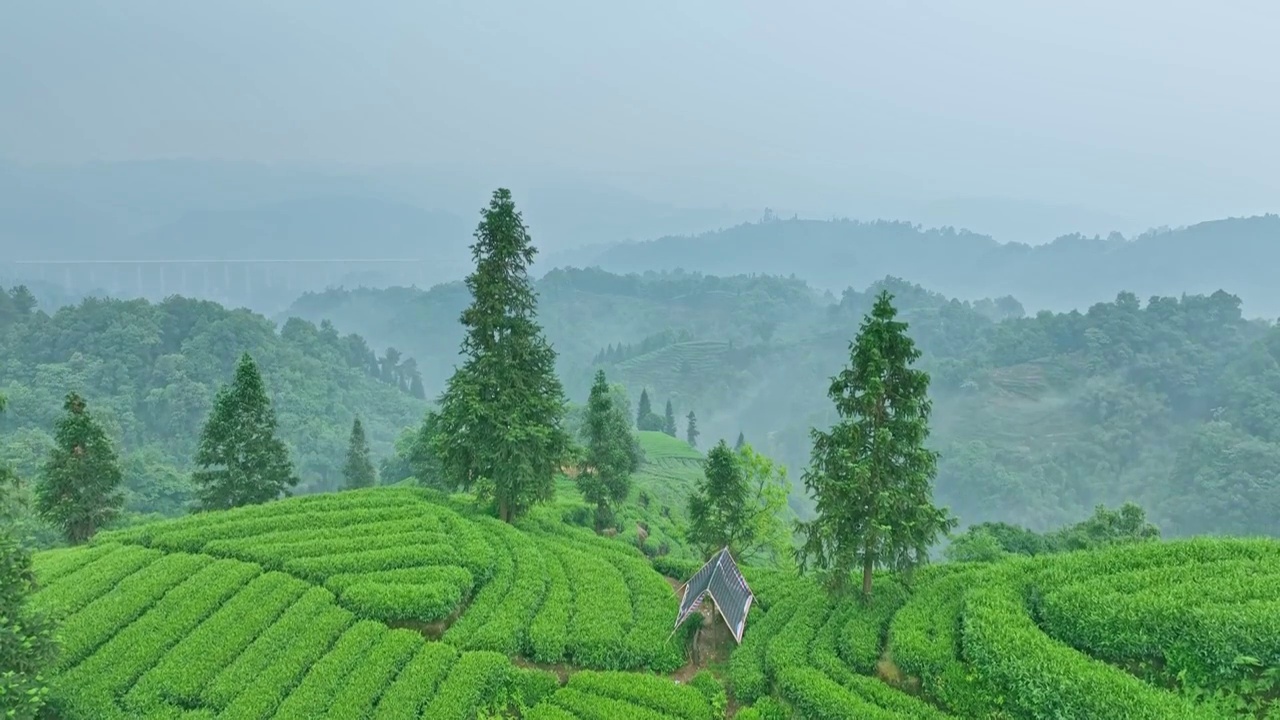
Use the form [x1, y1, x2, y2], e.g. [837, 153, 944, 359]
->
[672, 546, 754, 644]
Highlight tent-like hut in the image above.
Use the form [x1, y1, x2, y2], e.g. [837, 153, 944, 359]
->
[672, 546, 754, 643]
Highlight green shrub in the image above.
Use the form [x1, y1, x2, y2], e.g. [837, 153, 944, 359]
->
[370, 641, 459, 719]
[566, 670, 715, 720]
[511, 667, 561, 709]
[688, 670, 727, 718]
[960, 581, 1225, 719]
[421, 650, 512, 720]
[124, 570, 308, 712]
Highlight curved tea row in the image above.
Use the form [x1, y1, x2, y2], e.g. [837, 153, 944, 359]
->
[29, 487, 699, 718]
[727, 538, 1280, 719]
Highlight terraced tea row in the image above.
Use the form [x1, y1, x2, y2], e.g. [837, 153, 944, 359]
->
[726, 537, 1280, 719]
[728, 570, 952, 719]
[524, 671, 722, 720]
[31, 543, 586, 718]
[28, 488, 706, 717]
[90, 487, 683, 672]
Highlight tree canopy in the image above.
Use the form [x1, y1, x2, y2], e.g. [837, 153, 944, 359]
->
[0, 393, 56, 720]
[796, 291, 956, 597]
[577, 370, 642, 529]
[687, 440, 791, 565]
[431, 189, 571, 523]
[343, 417, 378, 490]
[192, 353, 299, 511]
[35, 392, 123, 544]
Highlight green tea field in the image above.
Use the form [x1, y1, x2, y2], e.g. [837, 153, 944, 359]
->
[29, 484, 1280, 719]
[30, 487, 704, 719]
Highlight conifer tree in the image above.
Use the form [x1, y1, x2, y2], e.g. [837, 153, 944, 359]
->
[686, 439, 790, 564]
[192, 353, 298, 511]
[343, 417, 378, 489]
[635, 387, 664, 431]
[637, 388, 652, 426]
[432, 189, 570, 523]
[35, 392, 123, 544]
[662, 399, 678, 437]
[686, 410, 700, 449]
[409, 374, 426, 400]
[735, 431, 746, 451]
[410, 410, 446, 489]
[578, 370, 641, 530]
[796, 291, 956, 598]
[0, 394, 56, 720]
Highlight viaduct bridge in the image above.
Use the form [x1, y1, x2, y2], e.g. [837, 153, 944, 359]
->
[0, 258, 433, 307]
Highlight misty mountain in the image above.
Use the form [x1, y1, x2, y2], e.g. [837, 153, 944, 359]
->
[0, 160, 756, 264]
[556, 214, 1280, 317]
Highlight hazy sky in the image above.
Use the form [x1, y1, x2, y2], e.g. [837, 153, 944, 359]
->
[3, 1, 1277, 235]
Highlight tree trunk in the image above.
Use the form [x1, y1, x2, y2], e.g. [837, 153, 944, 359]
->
[862, 555, 874, 600]
[498, 496, 510, 524]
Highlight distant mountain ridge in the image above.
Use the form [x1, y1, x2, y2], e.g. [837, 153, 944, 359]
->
[555, 214, 1280, 317]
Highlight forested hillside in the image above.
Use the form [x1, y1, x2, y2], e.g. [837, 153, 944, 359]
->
[284, 268, 832, 404]
[559, 214, 1280, 316]
[0, 287, 426, 536]
[286, 268, 1280, 538]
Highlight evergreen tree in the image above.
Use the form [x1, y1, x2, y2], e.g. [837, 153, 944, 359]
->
[686, 410, 700, 449]
[734, 431, 746, 451]
[410, 410, 446, 489]
[637, 388, 652, 426]
[0, 394, 56, 720]
[686, 440, 791, 564]
[662, 399, 678, 437]
[343, 417, 378, 489]
[432, 189, 570, 523]
[409, 373, 426, 400]
[686, 440, 749, 557]
[192, 353, 298, 511]
[635, 388, 664, 431]
[578, 370, 641, 530]
[35, 392, 123, 544]
[796, 291, 956, 599]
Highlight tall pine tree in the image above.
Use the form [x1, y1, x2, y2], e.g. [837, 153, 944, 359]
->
[635, 388, 664, 431]
[192, 353, 298, 511]
[685, 410, 700, 449]
[343, 417, 378, 489]
[35, 392, 123, 544]
[796, 291, 956, 598]
[578, 370, 641, 530]
[637, 388, 652, 425]
[0, 394, 56, 720]
[734, 431, 746, 451]
[662, 399, 678, 437]
[432, 189, 570, 523]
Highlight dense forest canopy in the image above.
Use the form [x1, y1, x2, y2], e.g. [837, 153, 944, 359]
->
[0, 288, 425, 537]
[286, 267, 1280, 539]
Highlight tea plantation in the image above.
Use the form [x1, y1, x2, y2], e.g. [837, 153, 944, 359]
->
[29, 485, 1280, 718]
[727, 537, 1280, 719]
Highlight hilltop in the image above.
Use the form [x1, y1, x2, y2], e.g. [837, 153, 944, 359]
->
[557, 214, 1280, 316]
